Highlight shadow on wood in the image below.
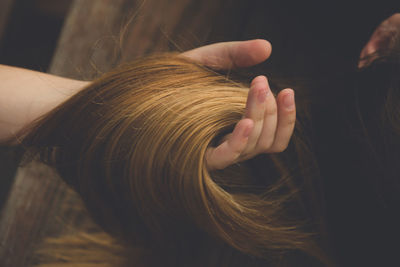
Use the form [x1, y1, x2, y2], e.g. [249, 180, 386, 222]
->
[0, 0, 249, 266]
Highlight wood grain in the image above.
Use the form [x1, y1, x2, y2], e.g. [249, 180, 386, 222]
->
[3, 0, 399, 266]
[0, 0, 251, 266]
[49, 0, 248, 80]
[0, 163, 63, 266]
[0, 0, 16, 46]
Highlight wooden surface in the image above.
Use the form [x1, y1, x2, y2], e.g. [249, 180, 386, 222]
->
[0, 163, 65, 266]
[49, 0, 248, 80]
[1, 0, 398, 266]
[0, 0, 251, 266]
[0, 0, 15, 46]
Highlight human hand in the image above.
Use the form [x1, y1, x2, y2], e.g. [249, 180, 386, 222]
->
[181, 39, 272, 69]
[359, 13, 400, 68]
[182, 39, 294, 171]
[205, 75, 296, 171]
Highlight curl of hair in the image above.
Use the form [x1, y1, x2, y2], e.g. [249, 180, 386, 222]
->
[20, 54, 329, 266]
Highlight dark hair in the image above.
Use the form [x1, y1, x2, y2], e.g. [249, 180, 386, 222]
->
[308, 39, 400, 265]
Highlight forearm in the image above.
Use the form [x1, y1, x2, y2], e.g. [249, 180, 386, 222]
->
[0, 64, 89, 143]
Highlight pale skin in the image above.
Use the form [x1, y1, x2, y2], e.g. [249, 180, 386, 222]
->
[204, 75, 296, 170]
[182, 40, 296, 170]
[188, 11, 400, 171]
[1, 25, 391, 170]
[1, 39, 295, 172]
[1, 40, 274, 143]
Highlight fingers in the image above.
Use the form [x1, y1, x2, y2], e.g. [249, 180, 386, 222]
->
[205, 118, 254, 171]
[253, 77, 278, 153]
[267, 89, 296, 153]
[242, 76, 276, 155]
[181, 39, 272, 70]
[205, 76, 296, 171]
[228, 39, 272, 68]
[243, 76, 268, 153]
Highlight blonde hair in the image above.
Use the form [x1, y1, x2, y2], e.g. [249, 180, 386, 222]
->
[20, 53, 330, 266]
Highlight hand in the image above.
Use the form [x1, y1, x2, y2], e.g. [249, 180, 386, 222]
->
[181, 39, 272, 69]
[359, 13, 400, 68]
[205, 76, 296, 171]
[181, 40, 294, 171]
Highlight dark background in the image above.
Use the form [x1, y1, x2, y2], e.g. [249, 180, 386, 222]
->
[0, 0, 399, 266]
[0, 0, 71, 219]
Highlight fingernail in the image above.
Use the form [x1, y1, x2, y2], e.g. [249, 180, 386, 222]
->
[283, 91, 295, 110]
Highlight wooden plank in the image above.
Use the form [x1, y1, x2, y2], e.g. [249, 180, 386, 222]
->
[48, 0, 128, 79]
[0, 163, 65, 266]
[48, 0, 243, 79]
[0, 0, 16, 46]
[0, 0, 250, 266]
[4, 1, 396, 266]
[0, 147, 22, 215]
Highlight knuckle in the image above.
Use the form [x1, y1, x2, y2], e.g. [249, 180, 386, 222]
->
[265, 103, 277, 116]
[285, 116, 296, 126]
[284, 106, 296, 115]
[259, 140, 274, 152]
[241, 145, 256, 158]
[231, 147, 244, 159]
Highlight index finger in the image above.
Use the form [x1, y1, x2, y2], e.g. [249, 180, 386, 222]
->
[181, 39, 272, 70]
